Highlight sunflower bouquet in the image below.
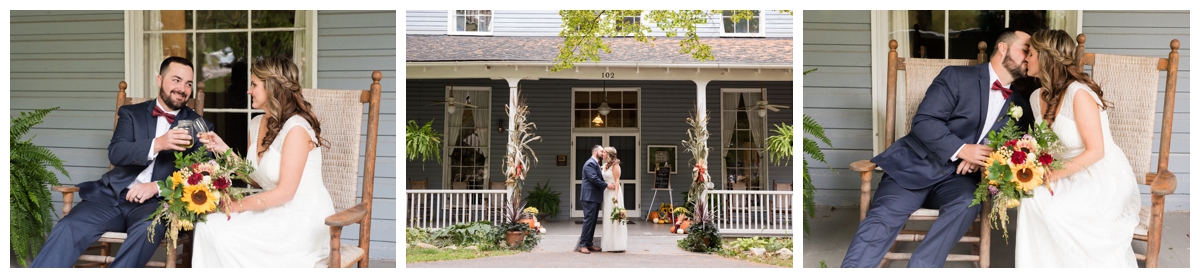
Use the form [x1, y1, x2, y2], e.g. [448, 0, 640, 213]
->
[610, 197, 628, 225]
[970, 104, 1064, 240]
[145, 146, 254, 256]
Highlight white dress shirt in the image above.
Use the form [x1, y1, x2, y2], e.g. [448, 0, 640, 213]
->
[126, 100, 178, 191]
[951, 65, 1008, 162]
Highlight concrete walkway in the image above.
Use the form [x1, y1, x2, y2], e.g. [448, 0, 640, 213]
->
[802, 206, 1190, 268]
[406, 218, 784, 268]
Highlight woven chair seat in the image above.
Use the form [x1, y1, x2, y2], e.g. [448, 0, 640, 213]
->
[1134, 205, 1152, 237]
[315, 245, 365, 268]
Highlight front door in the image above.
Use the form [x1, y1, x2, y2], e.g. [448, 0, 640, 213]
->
[571, 133, 639, 218]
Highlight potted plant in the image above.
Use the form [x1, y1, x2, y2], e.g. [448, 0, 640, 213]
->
[10, 107, 70, 267]
[677, 199, 721, 252]
[524, 179, 560, 219]
[498, 198, 534, 248]
[405, 119, 442, 170]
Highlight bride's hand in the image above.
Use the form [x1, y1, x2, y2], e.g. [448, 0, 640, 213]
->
[199, 132, 230, 154]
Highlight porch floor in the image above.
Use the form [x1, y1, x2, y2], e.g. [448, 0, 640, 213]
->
[802, 205, 1190, 268]
[405, 217, 787, 268]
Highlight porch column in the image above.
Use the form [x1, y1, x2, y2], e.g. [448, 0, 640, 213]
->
[504, 77, 521, 201]
[693, 79, 710, 201]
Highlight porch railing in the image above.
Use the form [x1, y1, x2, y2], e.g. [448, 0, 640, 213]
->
[704, 190, 793, 235]
[406, 189, 510, 230]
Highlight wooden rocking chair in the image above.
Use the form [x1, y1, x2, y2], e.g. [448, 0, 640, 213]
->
[304, 71, 383, 268]
[50, 81, 204, 268]
[1074, 34, 1180, 268]
[848, 40, 992, 267]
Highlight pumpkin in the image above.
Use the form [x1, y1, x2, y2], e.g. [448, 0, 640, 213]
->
[518, 218, 537, 230]
[649, 211, 660, 221]
[680, 220, 692, 231]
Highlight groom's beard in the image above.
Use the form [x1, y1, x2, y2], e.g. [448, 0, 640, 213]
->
[1003, 52, 1027, 79]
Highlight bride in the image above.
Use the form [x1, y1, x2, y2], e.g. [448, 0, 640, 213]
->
[193, 57, 336, 267]
[601, 147, 628, 252]
[1015, 29, 1141, 267]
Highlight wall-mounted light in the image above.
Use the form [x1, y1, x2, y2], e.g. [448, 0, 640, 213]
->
[497, 118, 506, 133]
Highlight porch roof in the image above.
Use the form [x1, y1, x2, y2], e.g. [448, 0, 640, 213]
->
[405, 35, 793, 65]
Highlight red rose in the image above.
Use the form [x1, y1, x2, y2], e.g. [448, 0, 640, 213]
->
[187, 172, 204, 185]
[1005, 139, 1018, 147]
[213, 177, 231, 190]
[1010, 150, 1027, 165]
[1038, 153, 1053, 166]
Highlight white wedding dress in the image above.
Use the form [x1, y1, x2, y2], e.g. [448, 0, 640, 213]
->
[193, 115, 336, 267]
[600, 165, 627, 252]
[1015, 82, 1141, 267]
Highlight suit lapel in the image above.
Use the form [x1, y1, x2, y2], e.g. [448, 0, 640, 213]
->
[975, 64, 991, 143]
[141, 101, 158, 141]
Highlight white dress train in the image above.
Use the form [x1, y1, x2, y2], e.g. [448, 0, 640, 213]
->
[601, 165, 628, 252]
[1015, 82, 1141, 267]
[192, 115, 336, 267]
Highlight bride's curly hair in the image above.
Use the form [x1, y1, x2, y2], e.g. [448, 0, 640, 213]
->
[1030, 29, 1110, 123]
[603, 146, 621, 170]
[253, 56, 328, 157]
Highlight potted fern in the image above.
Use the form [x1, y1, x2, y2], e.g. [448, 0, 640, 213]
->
[405, 119, 442, 170]
[801, 68, 832, 237]
[10, 107, 70, 267]
[525, 179, 560, 219]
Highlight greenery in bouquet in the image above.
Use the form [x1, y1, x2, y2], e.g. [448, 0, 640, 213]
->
[609, 197, 628, 225]
[971, 104, 1064, 240]
[145, 146, 254, 256]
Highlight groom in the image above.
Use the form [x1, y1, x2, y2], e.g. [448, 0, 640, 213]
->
[578, 145, 615, 254]
[32, 57, 215, 268]
[841, 29, 1036, 267]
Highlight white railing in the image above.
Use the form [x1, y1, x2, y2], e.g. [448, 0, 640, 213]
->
[704, 190, 793, 235]
[406, 189, 510, 230]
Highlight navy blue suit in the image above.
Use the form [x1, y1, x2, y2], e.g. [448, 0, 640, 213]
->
[842, 64, 1034, 267]
[578, 156, 606, 248]
[32, 99, 213, 268]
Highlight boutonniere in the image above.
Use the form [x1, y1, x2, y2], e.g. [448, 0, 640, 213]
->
[1007, 103, 1023, 120]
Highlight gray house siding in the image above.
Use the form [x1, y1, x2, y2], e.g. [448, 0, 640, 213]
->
[802, 10, 1191, 210]
[316, 10, 398, 261]
[405, 79, 793, 218]
[10, 10, 398, 261]
[405, 10, 793, 38]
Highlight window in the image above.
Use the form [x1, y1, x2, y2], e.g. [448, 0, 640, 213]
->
[614, 13, 642, 33]
[572, 88, 639, 128]
[130, 11, 315, 180]
[868, 10, 1079, 153]
[720, 89, 768, 190]
[444, 87, 491, 189]
[721, 10, 764, 37]
[450, 10, 492, 35]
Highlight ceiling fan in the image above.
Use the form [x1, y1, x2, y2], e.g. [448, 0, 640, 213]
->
[428, 81, 477, 114]
[746, 82, 788, 116]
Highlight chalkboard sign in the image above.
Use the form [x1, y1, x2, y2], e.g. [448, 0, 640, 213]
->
[653, 166, 671, 190]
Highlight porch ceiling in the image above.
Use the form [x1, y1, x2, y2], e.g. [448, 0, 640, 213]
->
[405, 35, 792, 64]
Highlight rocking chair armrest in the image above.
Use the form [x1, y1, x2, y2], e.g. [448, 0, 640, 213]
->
[51, 185, 79, 194]
[849, 160, 877, 172]
[1148, 170, 1177, 196]
[324, 202, 369, 227]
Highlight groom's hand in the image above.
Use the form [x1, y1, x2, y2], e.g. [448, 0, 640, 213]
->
[955, 161, 979, 175]
[956, 144, 992, 167]
[153, 129, 190, 153]
[125, 182, 158, 203]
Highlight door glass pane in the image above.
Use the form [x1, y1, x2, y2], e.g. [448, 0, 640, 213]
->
[146, 10, 192, 30]
[196, 32, 247, 109]
[197, 10, 248, 29]
[610, 136, 636, 180]
[907, 10, 946, 59]
[252, 10, 297, 28]
[576, 137, 602, 181]
[622, 183, 635, 210]
[251, 31, 295, 61]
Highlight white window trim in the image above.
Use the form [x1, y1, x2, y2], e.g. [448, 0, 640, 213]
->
[447, 10, 494, 36]
[570, 87, 642, 130]
[613, 11, 647, 36]
[124, 10, 318, 99]
[443, 86, 492, 188]
[719, 88, 770, 190]
[868, 10, 1081, 154]
[719, 10, 767, 38]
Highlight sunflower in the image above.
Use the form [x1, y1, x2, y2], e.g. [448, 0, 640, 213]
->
[182, 185, 217, 214]
[1009, 162, 1044, 192]
[985, 151, 1007, 167]
[170, 171, 185, 190]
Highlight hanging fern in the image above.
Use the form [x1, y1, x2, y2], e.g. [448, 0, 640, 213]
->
[10, 107, 70, 267]
[765, 122, 793, 166]
[405, 119, 443, 170]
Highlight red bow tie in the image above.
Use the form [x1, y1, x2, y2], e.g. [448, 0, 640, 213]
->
[152, 106, 176, 124]
[992, 80, 1013, 99]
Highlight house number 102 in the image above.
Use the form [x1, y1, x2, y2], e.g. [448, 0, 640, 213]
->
[602, 72, 615, 78]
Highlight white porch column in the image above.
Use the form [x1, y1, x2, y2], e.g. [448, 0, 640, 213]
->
[693, 79, 710, 201]
[504, 77, 521, 201]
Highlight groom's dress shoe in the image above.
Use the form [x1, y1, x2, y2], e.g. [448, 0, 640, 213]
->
[578, 247, 591, 254]
[587, 246, 602, 252]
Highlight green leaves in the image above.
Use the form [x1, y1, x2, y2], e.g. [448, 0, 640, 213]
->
[10, 107, 69, 267]
[405, 119, 443, 170]
[765, 123, 793, 166]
